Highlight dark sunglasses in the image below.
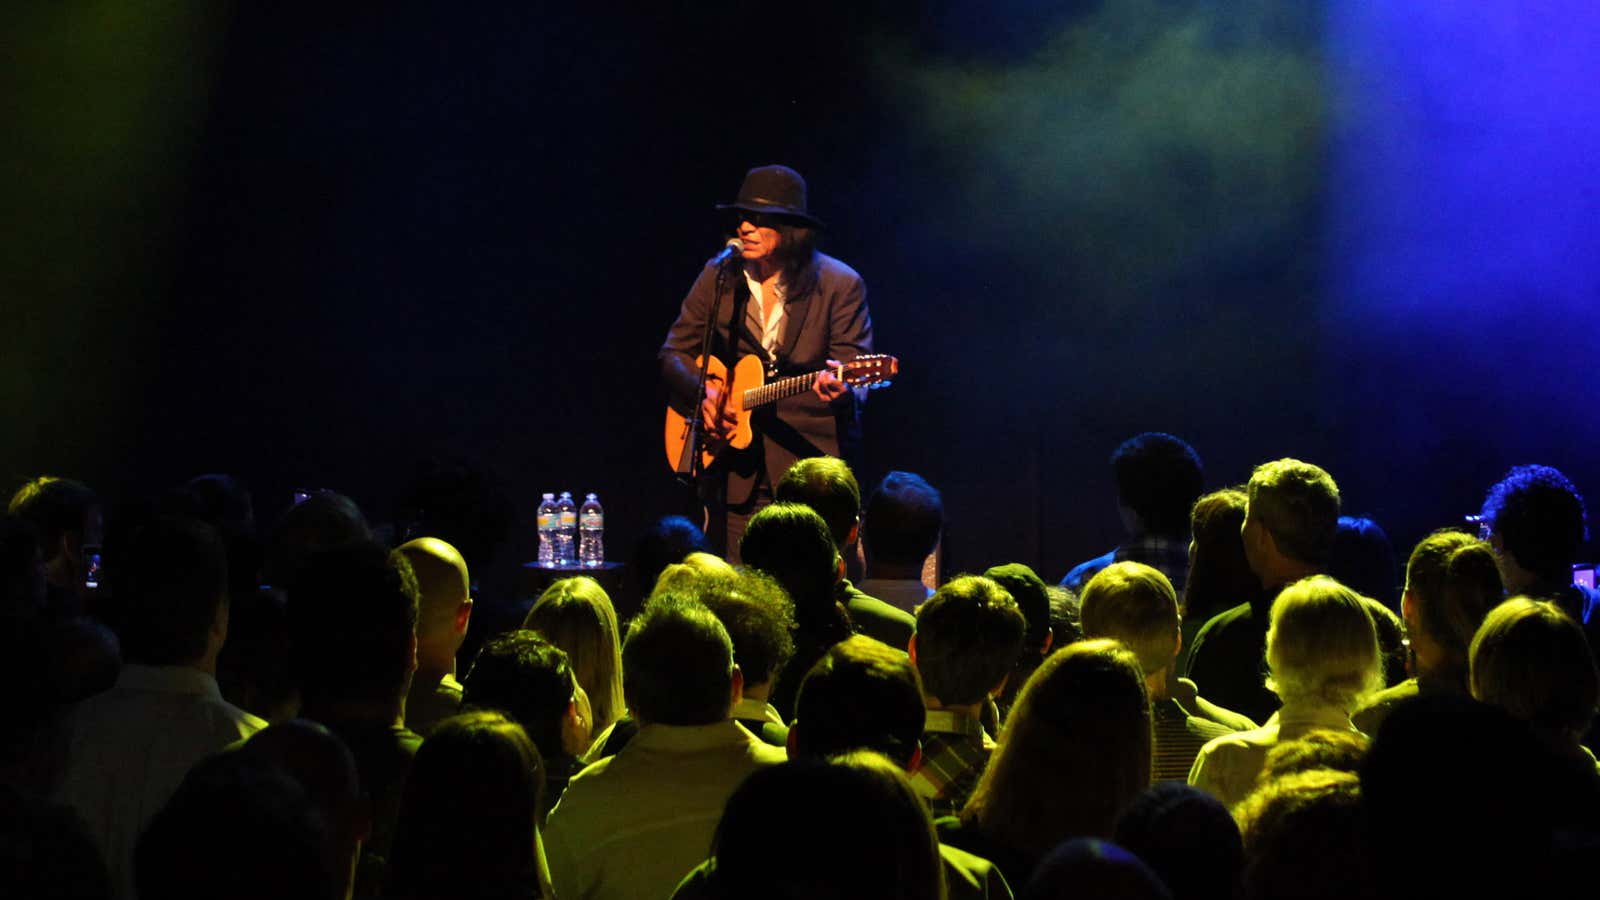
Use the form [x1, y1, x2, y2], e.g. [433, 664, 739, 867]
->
[728, 210, 784, 230]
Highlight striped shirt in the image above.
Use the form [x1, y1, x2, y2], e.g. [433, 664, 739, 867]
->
[1152, 698, 1238, 783]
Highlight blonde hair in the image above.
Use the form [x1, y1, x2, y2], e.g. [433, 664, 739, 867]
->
[1264, 576, 1382, 712]
[649, 551, 735, 600]
[1470, 597, 1600, 743]
[963, 639, 1151, 856]
[523, 577, 625, 734]
[1079, 562, 1180, 677]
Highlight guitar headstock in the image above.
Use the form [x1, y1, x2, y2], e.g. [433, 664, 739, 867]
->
[839, 354, 900, 389]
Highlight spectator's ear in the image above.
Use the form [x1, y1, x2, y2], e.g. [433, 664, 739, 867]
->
[907, 633, 918, 664]
[455, 597, 473, 634]
[785, 724, 799, 756]
[906, 741, 923, 775]
[846, 518, 860, 549]
[728, 664, 744, 713]
[1040, 630, 1054, 656]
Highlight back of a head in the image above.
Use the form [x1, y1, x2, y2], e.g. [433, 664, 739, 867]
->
[1184, 488, 1260, 621]
[983, 563, 1053, 655]
[914, 575, 1026, 706]
[264, 491, 370, 587]
[775, 456, 862, 549]
[7, 476, 98, 559]
[1112, 433, 1204, 538]
[693, 570, 797, 688]
[1259, 728, 1369, 781]
[862, 471, 944, 568]
[1022, 839, 1173, 900]
[217, 587, 296, 721]
[1079, 561, 1180, 677]
[1114, 783, 1240, 900]
[968, 640, 1152, 855]
[1470, 597, 1600, 742]
[1405, 531, 1502, 681]
[649, 551, 737, 601]
[1481, 464, 1589, 580]
[237, 719, 363, 845]
[1265, 576, 1381, 712]
[1327, 516, 1398, 611]
[0, 515, 46, 618]
[115, 515, 228, 667]
[632, 515, 711, 595]
[0, 787, 110, 900]
[287, 542, 419, 709]
[524, 576, 624, 733]
[711, 753, 944, 900]
[1361, 693, 1581, 898]
[395, 457, 514, 574]
[387, 711, 543, 900]
[396, 536, 470, 642]
[1247, 460, 1341, 567]
[136, 753, 335, 900]
[1233, 769, 1369, 900]
[794, 635, 925, 768]
[738, 502, 844, 633]
[622, 595, 735, 726]
[462, 630, 578, 762]
[183, 474, 256, 535]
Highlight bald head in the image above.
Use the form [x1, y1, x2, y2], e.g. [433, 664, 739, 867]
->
[397, 537, 472, 652]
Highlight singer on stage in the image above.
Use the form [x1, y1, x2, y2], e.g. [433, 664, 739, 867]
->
[659, 164, 874, 561]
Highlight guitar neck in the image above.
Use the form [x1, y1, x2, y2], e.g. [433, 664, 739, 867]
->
[741, 370, 826, 410]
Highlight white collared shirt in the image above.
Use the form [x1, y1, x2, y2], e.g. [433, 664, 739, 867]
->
[743, 268, 787, 360]
[58, 664, 266, 899]
[1187, 700, 1361, 808]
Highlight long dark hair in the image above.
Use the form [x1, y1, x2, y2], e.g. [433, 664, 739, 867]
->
[726, 213, 820, 297]
[386, 711, 545, 900]
[770, 220, 819, 295]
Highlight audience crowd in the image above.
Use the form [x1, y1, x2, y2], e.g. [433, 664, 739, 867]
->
[4, 436, 1600, 899]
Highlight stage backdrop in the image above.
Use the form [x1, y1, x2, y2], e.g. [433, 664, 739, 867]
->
[6, 1, 1596, 605]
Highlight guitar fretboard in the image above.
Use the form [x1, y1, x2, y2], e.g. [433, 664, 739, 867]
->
[742, 371, 822, 410]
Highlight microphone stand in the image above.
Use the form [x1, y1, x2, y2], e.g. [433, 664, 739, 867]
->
[676, 258, 737, 484]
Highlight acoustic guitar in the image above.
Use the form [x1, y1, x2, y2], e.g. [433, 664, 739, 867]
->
[665, 353, 899, 473]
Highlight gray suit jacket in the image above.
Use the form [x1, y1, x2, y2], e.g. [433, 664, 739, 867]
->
[660, 252, 873, 505]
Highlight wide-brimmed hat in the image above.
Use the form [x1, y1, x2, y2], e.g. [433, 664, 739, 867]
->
[715, 164, 825, 229]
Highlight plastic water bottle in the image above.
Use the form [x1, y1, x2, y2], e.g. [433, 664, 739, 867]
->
[579, 493, 605, 567]
[536, 493, 557, 567]
[555, 491, 578, 567]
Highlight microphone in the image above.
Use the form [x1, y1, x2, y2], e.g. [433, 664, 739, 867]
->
[711, 238, 743, 266]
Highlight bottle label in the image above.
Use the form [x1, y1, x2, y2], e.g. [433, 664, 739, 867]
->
[559, 511, 577, 527]
[581, 512, 603, 528]
[537, 513, 553, 529]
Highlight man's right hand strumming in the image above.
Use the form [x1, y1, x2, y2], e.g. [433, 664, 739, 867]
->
[701, 383, 738, 440]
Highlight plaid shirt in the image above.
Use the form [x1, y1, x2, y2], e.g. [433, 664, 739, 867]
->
[909, 709, 995, 819]
[1115, 535, 1190, 595]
